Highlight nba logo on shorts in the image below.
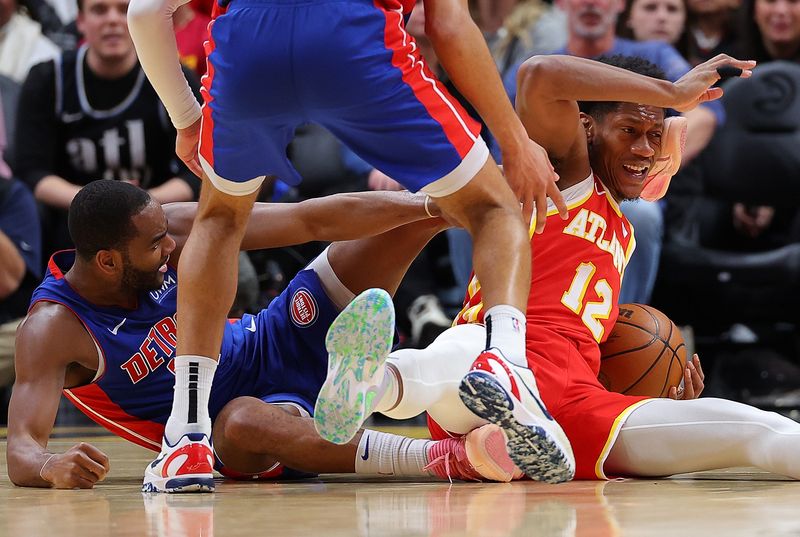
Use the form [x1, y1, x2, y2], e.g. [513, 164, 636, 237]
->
[291, 288, 318, 327]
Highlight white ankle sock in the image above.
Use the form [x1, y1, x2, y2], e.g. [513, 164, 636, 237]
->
[354, 430, 433, 476]
[164, 355, 217, 445]
[484, 305, 527, 367]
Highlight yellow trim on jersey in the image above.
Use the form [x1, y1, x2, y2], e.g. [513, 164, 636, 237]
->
[594, 398, 655, 479]
[598, 179, 625, 218]
[528, 174, 596, 237]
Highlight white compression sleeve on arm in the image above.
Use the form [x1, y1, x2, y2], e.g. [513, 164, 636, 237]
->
[127, 0, 202, 129]
[606, 397, 800, 479]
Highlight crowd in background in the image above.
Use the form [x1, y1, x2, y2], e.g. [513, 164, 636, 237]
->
[2, 0, 800, 420]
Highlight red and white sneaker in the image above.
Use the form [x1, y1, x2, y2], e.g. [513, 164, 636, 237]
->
[142, 433, 216, 493]
[458, 349, 575, 483]
[424, 424, 523, 482]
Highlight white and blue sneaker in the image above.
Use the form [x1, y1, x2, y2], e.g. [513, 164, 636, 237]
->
[314, 288, 395, 445]
[458, 349, 575, 483]
[142, 433, 216, 493]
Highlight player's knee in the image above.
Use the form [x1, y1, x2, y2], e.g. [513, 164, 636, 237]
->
[215, 401, 255, 443]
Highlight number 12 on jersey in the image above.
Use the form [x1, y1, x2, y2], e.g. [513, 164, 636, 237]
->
[561, 262, 613, 342]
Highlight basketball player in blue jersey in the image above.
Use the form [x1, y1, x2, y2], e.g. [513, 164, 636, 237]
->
[125, 0, 575, 491]
[7, 180, 520, 490]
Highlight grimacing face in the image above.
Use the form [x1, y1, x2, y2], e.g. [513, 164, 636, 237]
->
[119, 201, 176, 292]
[585, 103, 665, 202]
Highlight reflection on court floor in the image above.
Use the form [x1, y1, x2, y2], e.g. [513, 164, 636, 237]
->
[2, 436, 800, 537]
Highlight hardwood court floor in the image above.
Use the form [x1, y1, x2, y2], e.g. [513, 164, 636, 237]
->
[2, 429, 800, 537]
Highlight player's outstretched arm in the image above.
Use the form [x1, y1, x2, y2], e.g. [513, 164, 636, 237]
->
[424, 0, 565, 227]
[164, 190, 442, 262]
[7, 305, 110, 488]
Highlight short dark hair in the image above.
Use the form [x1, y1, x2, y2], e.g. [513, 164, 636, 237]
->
[578, 55, 668, 119]
[68, 180, 151, 260]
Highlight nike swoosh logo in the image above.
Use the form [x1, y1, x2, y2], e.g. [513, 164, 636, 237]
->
[245, 317, 256, 332]
[108, 318, 127, 335]
[361, 436, 370, 460]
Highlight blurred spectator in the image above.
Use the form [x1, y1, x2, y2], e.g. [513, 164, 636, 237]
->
[683, 0, 740, 64]
[0, 85, 41, 388]
[619, 0, 740, 65]
[23, 0, 81, 50]
[618, 0, 689, 51]
[738, 0, 800, 61]
[491, 0, 568, 83]
[0, 0, 59, 82]
[174, 2, 210, 78]
[15, 0, 201, 261]
[475, 0, 520, 36]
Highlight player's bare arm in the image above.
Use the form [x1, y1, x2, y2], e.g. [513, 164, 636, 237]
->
[515, 55, 755, 180]
[7, 303, 110, 488]
[164, 190, 442, 264]
[423, 0, 566, 226]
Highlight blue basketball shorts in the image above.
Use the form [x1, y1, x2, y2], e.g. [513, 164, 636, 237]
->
[198, 0, 489, 196]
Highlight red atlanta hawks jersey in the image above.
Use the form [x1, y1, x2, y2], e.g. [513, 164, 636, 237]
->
[455, 174, 636, 353]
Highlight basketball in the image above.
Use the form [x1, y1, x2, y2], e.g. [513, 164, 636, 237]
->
[598, 304, 687, 397]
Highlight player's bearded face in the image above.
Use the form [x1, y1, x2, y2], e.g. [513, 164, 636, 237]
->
[121, 250, 166, 291]
[588, 103, 664, 202]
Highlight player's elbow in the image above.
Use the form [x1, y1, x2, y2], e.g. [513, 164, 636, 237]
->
[517, 56, 555, 95]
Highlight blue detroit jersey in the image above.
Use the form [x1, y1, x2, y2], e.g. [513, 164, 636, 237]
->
[31, 251, 338, 452]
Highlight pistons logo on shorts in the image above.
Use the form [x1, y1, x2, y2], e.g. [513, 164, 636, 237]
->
[290, 288, 318, 327]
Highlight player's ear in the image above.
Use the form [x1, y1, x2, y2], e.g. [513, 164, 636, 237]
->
[580, 113, 595, 145]
[95, 249, 122, 276]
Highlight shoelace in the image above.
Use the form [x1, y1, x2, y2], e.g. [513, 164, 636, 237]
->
[424, 441, 483, 483]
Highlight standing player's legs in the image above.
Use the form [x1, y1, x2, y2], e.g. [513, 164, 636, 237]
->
[143, 178, 262, 494]
[145, 1, 302, 493]
[606, 398, 800, 479]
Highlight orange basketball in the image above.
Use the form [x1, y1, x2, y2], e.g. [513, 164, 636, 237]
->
[598, 303, 687, 397]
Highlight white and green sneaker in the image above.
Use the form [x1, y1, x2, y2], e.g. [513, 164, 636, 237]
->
[314, 288, 395, 445]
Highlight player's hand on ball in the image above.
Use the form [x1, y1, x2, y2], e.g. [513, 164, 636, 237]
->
[669, 354, 705, 400]
[672, 55, 756, 112]
[502, 137, 566, 233]
[40, 443, 110, 489]
[176, 118, 204, 179]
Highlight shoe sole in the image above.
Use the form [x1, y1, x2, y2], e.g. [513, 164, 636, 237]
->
[142, 474, 216, 493]
[459, 372, 574, 484]
[464, 424, 520, 482]
[314, 288, 395, 445]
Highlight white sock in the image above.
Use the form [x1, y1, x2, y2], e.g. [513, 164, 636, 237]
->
[606, 398, 800, 479]
[354, 430, 433, 476]
[484, 305, 527, 367]
[164, 355, 217, 445]
[382, 324, 486, 435]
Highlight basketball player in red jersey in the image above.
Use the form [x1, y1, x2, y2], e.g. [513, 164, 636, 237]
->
[321, 54, 800, 483]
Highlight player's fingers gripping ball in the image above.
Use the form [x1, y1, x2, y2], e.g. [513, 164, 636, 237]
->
[598, 304, 688, 397]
